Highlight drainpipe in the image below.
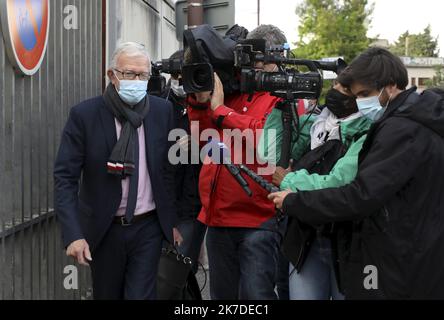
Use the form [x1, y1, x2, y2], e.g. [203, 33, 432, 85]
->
[187, 0, 204, 29]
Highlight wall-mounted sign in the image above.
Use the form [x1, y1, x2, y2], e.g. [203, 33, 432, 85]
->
[0, 0, 50, 76]
[401, 56, 444, 67]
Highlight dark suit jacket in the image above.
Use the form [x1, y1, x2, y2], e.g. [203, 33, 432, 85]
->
[54, 95, 177, 251]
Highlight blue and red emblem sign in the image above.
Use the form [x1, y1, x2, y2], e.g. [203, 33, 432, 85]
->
[0, 0, 50, 75]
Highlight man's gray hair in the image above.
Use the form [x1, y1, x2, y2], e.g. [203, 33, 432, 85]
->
[110, 42, 151, 72]
[247, 24, 288, 49]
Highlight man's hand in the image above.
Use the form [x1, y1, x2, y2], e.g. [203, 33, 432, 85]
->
[210, 73, 224, 112]
[66, 239, 92, 266]
[173, 228, 184, 247]
[268, 190, 292, 210]
[177, 135, 191, 153]
[272, 160, 293, 187]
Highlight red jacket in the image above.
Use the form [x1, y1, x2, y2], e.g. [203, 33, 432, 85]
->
[188, 92, 280, 229]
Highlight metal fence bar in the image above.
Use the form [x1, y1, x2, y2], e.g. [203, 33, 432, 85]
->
[0, 25, 5, 300]
[1, 221, 4, 300]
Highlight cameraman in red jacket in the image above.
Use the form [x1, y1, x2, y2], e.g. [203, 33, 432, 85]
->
[187, 25, 287, 300]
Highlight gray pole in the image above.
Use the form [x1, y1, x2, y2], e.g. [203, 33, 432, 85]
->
[257, 0, 261, 26]
[405, 36, 410, 57]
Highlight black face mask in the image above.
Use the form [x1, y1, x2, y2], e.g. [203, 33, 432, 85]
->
[325, 88, 359, 119]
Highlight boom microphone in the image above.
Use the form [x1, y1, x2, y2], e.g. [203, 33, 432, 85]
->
[239, 165, 280, 194]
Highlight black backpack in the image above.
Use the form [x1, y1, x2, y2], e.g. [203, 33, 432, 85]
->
[292, 139, 347, 175]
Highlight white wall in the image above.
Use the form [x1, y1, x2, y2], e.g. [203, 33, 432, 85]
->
[106, 0, 180, 69]
[407, 66, 441, 92]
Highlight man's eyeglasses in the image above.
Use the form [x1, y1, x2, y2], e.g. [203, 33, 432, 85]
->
[114, 69, 150, 81]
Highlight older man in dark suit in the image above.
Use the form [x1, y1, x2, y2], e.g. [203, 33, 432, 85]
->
[54, 42, 181, 300]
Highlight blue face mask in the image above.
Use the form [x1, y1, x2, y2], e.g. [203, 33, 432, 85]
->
[116, 78, 148, 106]
[356, 89, 388, 122]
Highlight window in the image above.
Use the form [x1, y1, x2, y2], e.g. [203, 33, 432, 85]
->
[418, 78, 431, 87]
[411, 78, 416, 86]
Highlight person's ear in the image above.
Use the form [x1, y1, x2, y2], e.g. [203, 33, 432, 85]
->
[108, 69, 119, 88]
[107, 69, 115, 81]
[382, 84, 398, 107]
[386, 84, 398, 96]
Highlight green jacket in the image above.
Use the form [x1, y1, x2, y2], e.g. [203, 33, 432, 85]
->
[258, 109, 373, 192]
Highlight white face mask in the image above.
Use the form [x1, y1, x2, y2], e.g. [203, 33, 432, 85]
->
[356, 88, 392, 122]
[171, 79, 186, 98]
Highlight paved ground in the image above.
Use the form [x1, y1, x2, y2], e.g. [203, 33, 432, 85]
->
[196, 268, 211, 300]
[196, 238, 211, 300]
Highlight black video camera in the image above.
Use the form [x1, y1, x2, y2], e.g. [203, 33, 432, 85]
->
[181, 62, 215, 94]
[148, 58, 183, 97]
[182, 25, 240, 95]
[234, 39, 347, 100]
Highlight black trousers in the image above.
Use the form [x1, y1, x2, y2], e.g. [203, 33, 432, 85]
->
[206, 227, 280, 300]
[90, 215, 163, 300]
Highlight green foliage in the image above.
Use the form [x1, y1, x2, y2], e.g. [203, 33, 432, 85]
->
[425, 66, 444, 89]
[293, 0, 373, 63]
[390, 25, 439, 57]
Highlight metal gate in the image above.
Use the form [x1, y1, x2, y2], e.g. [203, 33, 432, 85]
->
[0, 0, 179, 300]
[0, 0, 103, 300]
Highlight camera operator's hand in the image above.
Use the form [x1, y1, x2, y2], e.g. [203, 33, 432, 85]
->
[272, 160, 293, 187]
[268, 190, 292, 210]
[211, 73, 224, 112]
